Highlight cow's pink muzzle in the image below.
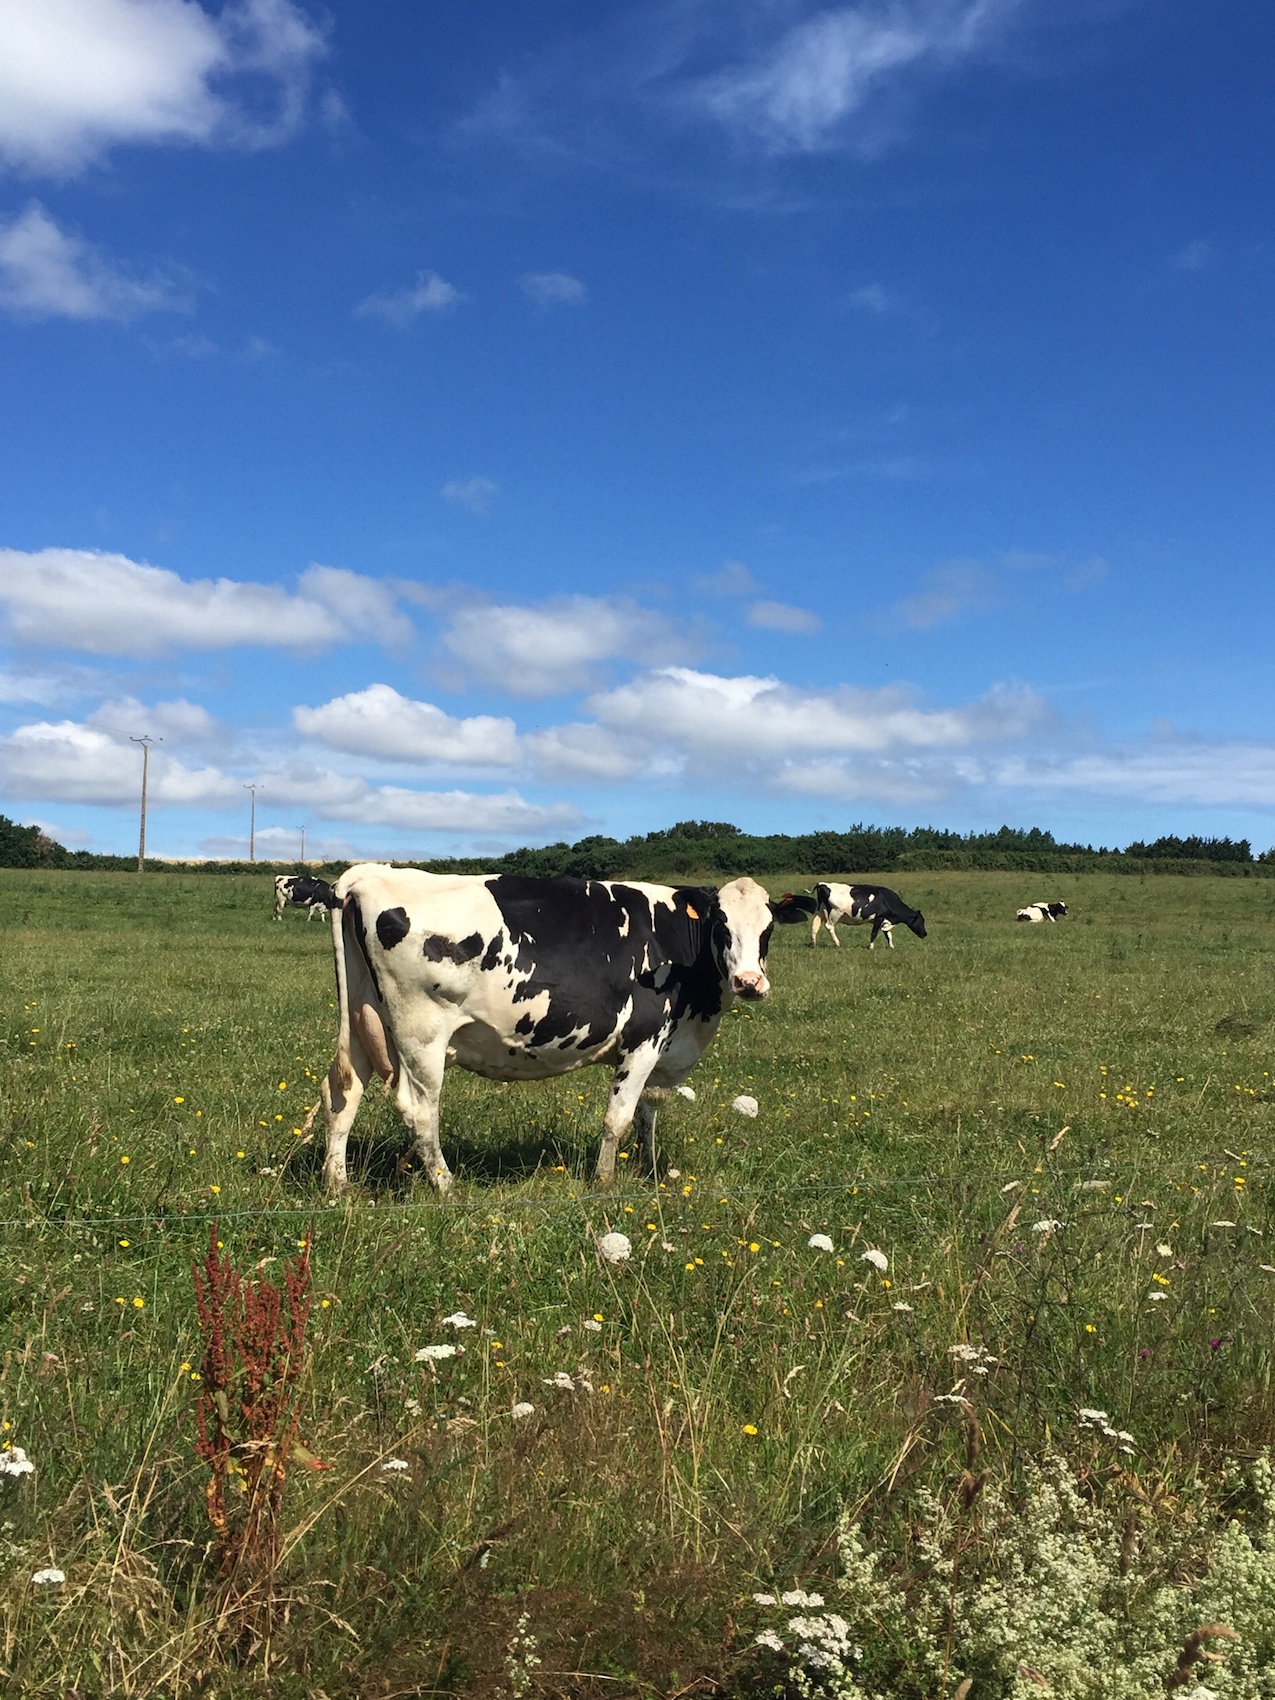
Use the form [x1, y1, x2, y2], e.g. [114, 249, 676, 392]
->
[731, 971, 770, 1000]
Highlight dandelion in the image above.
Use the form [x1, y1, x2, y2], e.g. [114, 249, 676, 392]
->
[807, 1233, 835, 1253]
[31, 1568, 64, 1586]
[0, 1446, 35, 1477]
[676, 1085, 696, 1101]
[597, 1232, 632, 1263]
[132, 1296, 144, 1309]
[380, 1458, 411, 1472]
[415, 1343, 459, 1361]
[731, 1094, 759, 1117]
[173, 1096, 184, 1104]
[511, 1401, 536, 1420]
[119, 1155, 130, 1165]
[741, 1423, 758, 1435]
[442, 1311, 478, 1329]
[118, 1239, 130, 1248]
[860, 1249, 888, 1273]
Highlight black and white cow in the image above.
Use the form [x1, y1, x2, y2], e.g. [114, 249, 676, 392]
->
[320, 865, 810, 1192]
[1017, 901, 1068, 923]
[273, 873, 339, 922]
[810, 882, 927, 950]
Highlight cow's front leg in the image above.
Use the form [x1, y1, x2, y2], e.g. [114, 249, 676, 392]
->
[597, 1044, 661, 1185]
[634, 1095, 658, 1174]
[810, 913, 822, 948]
[827, 920, 841, 947]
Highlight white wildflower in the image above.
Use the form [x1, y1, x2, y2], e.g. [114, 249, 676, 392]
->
[1077, 1179, 1109, 1191]
[731, 1094, 759, 1117]
[415, 1343, 459, 1361]
[676, 1085, 696, 1101]
[597, 1232, 632, 1264]
[404, 1398, 422, 1416]
[1155, 1243, 1173, 1258]
[1031, 1218, 1062, 1233]
[380, 1458, 410, 1472]
[807, 1233, 835, 1253]
[442, 1311, 478, 1329]
[661, 1241, 676, 1252]
[781, 1589, 825, 1607]
[892, 1302, 914, 1312]
[752, 1592, 777, 1605]
[666, 1167, 681, 1179]
[543, 1371, 593, 1393]
[582, 1318, 603, 1332]
[31, 1568, 64, 1585]
[511, 1401, 536, 1420]
[1211, 1221, 1237, 1229]
[1148, 1291, 1170, 1301]
[0, 1447, 34, 1477]
[1078, 1408, 1110, 1425]
[933, 1393, 972, 1407]
[860, 1249, 888, 1273]
[754, 1629, 784, 1652]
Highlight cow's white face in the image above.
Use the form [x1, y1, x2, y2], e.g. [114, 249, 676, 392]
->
[713, 876, 776, 1001]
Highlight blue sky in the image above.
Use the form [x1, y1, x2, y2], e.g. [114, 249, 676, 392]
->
[1, 0, 1273, 861]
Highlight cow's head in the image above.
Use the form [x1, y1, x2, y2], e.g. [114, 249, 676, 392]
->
[704, 878, 814, 1001]
[272, 874, 295, 920]
[1049, 902, 1068, 918]
[907, 909, 927, 939]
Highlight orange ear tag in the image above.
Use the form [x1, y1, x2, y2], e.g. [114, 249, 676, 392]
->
[684, 903, 699, 920]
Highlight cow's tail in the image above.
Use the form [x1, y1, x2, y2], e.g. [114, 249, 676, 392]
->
[330, 897, 356, 1095]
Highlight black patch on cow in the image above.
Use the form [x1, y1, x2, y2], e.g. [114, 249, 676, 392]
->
[376, 906, 411, 950]
[479, 930, 503, 972]
[423, 931, 484, 965]
[282, 874, 338, 911]
[484, 875, 727, 1057]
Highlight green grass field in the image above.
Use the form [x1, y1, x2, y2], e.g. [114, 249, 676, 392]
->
[2, 868, 1274, 1698]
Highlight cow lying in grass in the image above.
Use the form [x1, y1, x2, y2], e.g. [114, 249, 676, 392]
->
[809, 882, 927, 950]
[273, 874, 338, 922]
[1017, 901, 1068, 923]
[320, 866, 811, 1192]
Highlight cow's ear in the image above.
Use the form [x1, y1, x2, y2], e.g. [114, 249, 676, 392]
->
[769, 892, 816, 923]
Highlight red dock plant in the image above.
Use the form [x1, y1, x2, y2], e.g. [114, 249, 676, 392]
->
[192, 1222, 323, 1604]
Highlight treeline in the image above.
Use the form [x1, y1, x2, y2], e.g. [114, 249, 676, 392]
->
[2, 812, 1271, 878]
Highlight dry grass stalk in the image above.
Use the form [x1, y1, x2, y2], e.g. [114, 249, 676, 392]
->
[1165, 1622, 1238, 1691]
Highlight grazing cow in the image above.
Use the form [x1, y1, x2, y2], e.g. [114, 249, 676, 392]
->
[1017, 901, 1068, 924]
[810, 882, 927, 950]
[320, 865, 811, 1192]
[273, 873, 339, 922]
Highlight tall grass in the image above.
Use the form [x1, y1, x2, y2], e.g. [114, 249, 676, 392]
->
[0, 868, 1273, 1695]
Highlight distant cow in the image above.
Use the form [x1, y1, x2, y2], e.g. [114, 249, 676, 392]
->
[320, 866, 811, 1192]
[1017, 901, 1068, 924]
[810, 882, 927, 950]
[273, 873, 339, 922]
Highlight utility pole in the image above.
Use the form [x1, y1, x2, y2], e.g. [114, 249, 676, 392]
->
[130, 735, 160, 872]
[299, 825, 307, 864]
[244, 783, 260, 863]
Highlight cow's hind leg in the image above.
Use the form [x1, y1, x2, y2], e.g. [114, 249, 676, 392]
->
[810, 913, 822, 947]
[321, 1036, 375, 1191]
[597, 1043, 662, 1186]
[826, 919, 841, 947]
[634, 1094, 659, 1173]
[394, 1033, 457, 1195]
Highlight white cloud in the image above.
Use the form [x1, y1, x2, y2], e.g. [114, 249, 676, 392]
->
[587, 667, 1049, 779]
[990, 739, 1275, 809]
[294, 683, 520, 768]
[747, 599, 821, 634]
[523, 721, 651, 782]
[442, 475, 499, 516]
[0, 203, 182, 320]
[442, 595, 694, 698]
[898, 560, 1000, 629]
[88, 694, 223, 748]
[521, 270, 588, 307]
[698, 0, 1017, 155]
[355, 270, 465, 326]
[694, 559, 757, 597]
[848, 282, 893, 314]
[0, 548, 411, 655]
[0, 713, 580, 835]
[0, 0, 325, 176]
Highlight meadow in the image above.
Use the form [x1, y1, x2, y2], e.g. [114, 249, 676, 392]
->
[1, 868, 1274, 1699]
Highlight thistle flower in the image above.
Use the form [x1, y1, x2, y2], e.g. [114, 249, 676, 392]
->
[860, 1249, 888, 1273]
[807, 1233, 835, 1253]
[731, 1094, 759, 1117]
